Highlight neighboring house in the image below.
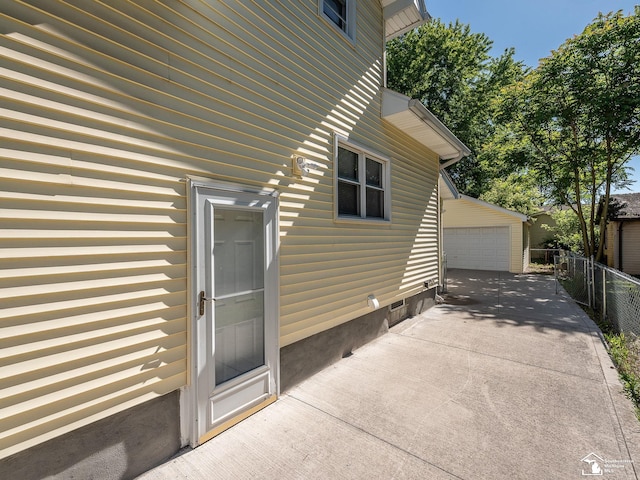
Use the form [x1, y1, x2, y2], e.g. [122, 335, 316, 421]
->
[530, 208, 557, 248]
[440, 172, 530, 273]
[1, 1, 470, 478]
[529, 208, 560, 264]
[603, 193, 640, 275]
[530, 205, 576, 249]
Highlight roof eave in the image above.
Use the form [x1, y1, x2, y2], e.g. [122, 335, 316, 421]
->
[383, 0, 432, 41]
[381, 88, 471, 163]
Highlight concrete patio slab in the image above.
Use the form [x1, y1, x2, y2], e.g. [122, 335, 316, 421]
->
[137, 270, 640, 480]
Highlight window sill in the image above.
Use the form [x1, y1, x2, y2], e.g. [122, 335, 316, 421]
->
[334, 215, 392, 226]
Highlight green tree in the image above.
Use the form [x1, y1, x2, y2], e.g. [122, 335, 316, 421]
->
[387, 20, 525, 196]
[543, 208, 589, 253]
[499, 8, 640, 260]
[479, 173, 544, 216]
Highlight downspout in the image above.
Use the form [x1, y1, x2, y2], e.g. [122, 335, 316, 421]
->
[618, 220, 624, 272]
[437, 174, 442, 291]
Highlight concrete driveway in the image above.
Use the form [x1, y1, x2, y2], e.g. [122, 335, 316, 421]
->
[138, 270, 640, 479]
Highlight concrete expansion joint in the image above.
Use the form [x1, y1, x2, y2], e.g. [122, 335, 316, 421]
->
[285, 394, 467, 480]
[395, 328, 607, 383]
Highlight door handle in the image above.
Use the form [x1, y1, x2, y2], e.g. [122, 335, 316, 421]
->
[198, 291, 212, 316]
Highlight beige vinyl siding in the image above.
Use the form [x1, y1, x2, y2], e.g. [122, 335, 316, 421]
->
[1, 0, 440, 457]
[530, 212, 557, 248]
[605, 220, 640, 274]
[606, 221, 617, 268]
[443, 198, 525, 273]
[621, 222, 640, 275]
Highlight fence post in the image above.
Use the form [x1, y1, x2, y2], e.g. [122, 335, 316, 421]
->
[601, 267, 606, 320]
[590, 256, 596, 309]
[586, 256, 591, 308]
[554, 254, 558, 295]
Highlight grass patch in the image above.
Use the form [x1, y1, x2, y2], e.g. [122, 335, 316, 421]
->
[604, 332, 640, 419]
[580, 305, 640, 421]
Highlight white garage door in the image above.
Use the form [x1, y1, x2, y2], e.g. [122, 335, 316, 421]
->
[444, 227, 510, 271]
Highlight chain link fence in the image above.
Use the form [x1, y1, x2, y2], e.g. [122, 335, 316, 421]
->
[555, 251, 640, 336]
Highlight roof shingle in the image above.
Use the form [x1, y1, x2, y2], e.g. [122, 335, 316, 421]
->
[610, 193, 640, 219]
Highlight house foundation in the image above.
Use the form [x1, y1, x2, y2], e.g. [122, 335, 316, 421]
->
[280, 288, 436, 392]
[1, 391, 181, 480]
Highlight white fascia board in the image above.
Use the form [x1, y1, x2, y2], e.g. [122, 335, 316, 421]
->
[382, 88, 471, 161]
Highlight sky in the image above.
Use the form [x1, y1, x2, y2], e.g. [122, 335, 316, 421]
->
[426, 0, 639, 194]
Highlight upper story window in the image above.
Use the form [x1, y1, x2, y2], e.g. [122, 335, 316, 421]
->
[320, 0, 355, 41]
[335, 136, 390, 221]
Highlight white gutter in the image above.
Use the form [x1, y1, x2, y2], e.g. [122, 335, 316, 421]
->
[407, 98, 471, 162]
[382, 89, 471, 163]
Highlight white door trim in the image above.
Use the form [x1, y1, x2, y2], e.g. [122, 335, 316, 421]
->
[181, 177, 279, 447]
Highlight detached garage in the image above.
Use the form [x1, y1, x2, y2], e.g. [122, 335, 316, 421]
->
[444, 227, 510, 271]
[441, 174, 530, 273]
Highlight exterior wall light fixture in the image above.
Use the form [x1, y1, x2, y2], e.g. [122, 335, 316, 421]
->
[292, 155, 310, 176]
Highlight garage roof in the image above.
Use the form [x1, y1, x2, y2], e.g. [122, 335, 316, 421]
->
[439, 173, 529, 222]
[382, 88, 471, 163]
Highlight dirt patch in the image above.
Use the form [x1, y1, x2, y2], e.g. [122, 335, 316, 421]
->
[526, 263, 554, 275]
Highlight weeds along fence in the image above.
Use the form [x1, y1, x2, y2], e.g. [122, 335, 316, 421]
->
[531, 248, 561, 264]
[555, 251, 640, 335]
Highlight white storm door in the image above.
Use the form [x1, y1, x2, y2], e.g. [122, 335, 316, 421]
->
[193, 184, 278, 444]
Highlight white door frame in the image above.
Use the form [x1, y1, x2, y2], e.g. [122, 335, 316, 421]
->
[182, 177, 279, 447]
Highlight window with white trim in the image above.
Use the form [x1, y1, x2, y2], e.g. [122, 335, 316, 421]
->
[320, 0, 355, 40]
[335, 138, 390, 221]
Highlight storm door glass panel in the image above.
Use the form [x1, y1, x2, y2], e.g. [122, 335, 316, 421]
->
[213, 208, 265, 385]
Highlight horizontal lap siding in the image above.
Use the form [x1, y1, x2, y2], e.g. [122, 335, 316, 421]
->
[0, 0, 440, 457]
[280, 127, 440, 343]
[621, 222, 640, 274]
[278, 16, 441, 342]
[1, 0, 200, 458]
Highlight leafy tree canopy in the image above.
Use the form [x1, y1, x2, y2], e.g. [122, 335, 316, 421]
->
[479, 173, 544, 217]
[542, 208, 587, 253]
[387, 20, 526, 197]
[498, 7, 640, 259]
